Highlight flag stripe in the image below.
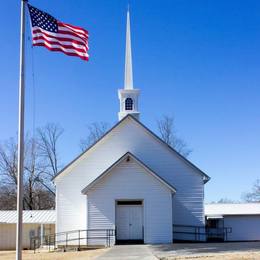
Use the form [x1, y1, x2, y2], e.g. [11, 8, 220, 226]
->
[33, 28, 88, 45]
[32, 31, 89, 50]
[60, 22, 89, 34]
[58, 26, 88, 40]
[33, 41, 89, 60]
[59, 22, 88, 38]
[33, 42, 88, 59]
[33, 36, 88, 52]
[34, 43, 89, 61]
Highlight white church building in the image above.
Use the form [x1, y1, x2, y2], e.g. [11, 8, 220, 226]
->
[53, 10, 210, 245]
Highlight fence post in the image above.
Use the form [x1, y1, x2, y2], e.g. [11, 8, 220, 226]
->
[115, 227, 117, 244]
[65, 232, 68, 250]
[78, 230, 80, 250]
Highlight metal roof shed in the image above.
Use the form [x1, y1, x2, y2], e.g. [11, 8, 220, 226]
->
[0, 210, 56, 250]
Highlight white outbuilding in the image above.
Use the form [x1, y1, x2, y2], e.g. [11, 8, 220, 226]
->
[0, 210, 55, 250]
[205, 203, 260, 241]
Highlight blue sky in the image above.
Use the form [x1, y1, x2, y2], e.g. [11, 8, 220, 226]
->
[0, 0, 260, 202]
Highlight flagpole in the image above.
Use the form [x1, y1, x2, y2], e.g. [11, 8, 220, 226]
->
[16, 0, 26, 259]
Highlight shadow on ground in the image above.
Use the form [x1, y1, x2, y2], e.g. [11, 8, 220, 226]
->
[150, 241, 260, 257]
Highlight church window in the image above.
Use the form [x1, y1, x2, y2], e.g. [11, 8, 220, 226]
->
[125, 98, 133, 110]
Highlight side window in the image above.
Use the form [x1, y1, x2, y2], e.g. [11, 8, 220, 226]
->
[125, 98, 133, 110]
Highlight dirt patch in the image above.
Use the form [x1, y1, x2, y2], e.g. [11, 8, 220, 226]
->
[161, 251, 260, 260]
[0, 248, 108, 260]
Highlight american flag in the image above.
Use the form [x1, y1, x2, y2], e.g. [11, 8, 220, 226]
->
[28, 4, 89, 61]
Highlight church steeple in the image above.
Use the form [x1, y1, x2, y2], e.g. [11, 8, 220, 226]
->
[118, 8, 140, 121]
[124, 7, 133, 90]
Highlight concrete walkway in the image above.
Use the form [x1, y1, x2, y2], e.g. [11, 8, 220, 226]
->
[95, 245, 158, 260]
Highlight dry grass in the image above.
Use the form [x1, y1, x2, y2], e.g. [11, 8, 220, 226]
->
[163, 251, 260, 260]
[0, 248, 108, 260]
[2, 247, 260, 260]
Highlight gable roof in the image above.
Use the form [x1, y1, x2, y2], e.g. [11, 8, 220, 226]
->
[81, 152, 176, 194]
[53, 115, 210, 183]
[0, 210, 55, 224]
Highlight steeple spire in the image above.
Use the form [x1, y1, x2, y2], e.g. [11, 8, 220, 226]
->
[124, 7, 133, 89]
[118, 7, 140, 121]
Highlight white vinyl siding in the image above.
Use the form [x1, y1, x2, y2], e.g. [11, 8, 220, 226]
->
[87, 158, 173, 244]
[55, 117, 205, 236]
[224, 215, 260, 241]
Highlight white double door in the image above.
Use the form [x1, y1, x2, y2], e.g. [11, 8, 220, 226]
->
[116, 205, 143, 240]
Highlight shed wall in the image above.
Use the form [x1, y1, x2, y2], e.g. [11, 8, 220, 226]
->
[224, 215, 260, 241]
[0, 223, 55, 250]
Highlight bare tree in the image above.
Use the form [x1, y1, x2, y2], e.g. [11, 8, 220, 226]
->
[23, 137, 43, 209]
[211, 198, 237, 204]
[0, 123, 63, 210]
[37, 123, 64, 179]
[242, 179, 260, 202]
[157, 115, 192, 157]
[0, 185, 17, 210]
[23, 136, 56, 209]
[0, 138, 18, 209]
[80, 122, 109, 151]
[0, 138, 18, 187]
[0, 136, 55, 209]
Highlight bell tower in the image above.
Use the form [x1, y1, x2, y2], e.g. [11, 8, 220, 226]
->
[118, 8, 140, 121]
